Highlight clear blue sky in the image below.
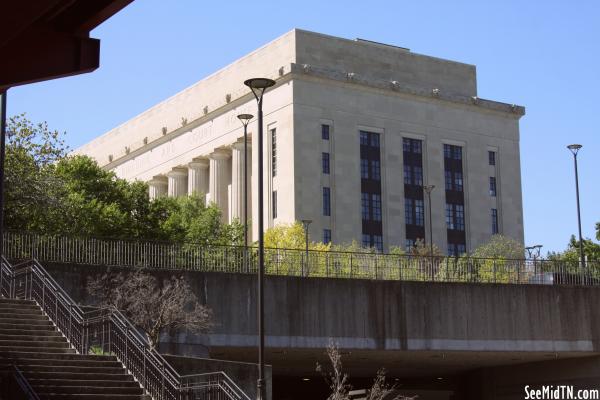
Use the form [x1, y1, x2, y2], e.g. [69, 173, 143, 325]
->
[7, 0, 599, 253]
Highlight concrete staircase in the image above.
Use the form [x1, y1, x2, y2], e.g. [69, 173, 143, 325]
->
[0, 298, 150, 399]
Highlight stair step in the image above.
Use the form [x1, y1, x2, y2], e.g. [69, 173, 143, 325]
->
[0, 324, 58, 334]
[0, 345, 76, 353]
[3, 357, 122, 368]
[27, 377, 136, 386]
[0, 299, 37, 305]
[24, 371, 134, 382]
[33, 385, 143, 395]
[0, 333, 67, 342]
[0, 339, 70, 348]
[38, 394, 151, 400]
[0, 307, 44, 315]
[0, 351, 116, 361]
[0, 328, 60, 336]
[0, 317, 54, 325]
[22, 364, 126, 374]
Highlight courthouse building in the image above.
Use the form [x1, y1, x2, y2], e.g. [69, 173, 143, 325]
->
[75, 29, 525, 255]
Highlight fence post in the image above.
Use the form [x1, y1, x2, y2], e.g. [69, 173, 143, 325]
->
[350, 254, 353, 278]
[493, 259, 497, 284]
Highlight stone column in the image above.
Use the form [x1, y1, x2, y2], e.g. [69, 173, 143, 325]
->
[167, 168, 188, 197]
[209, 149, 231, 220]
[188, 158, 209, 200]
[230, 141, 252, 223]
[148, 176, 168, 200]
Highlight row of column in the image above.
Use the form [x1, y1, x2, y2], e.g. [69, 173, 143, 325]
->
[147, 142, 250, 223]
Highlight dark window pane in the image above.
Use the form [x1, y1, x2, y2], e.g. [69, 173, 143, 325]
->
[272, 191, 277, 219]
[322, 124, 330, 140]
[271, 128, 277, 177]
[323, 229, 332, 244]
[489, 151, 496, 166]
[322, 152, 330, 174]
[360, 131, 369, 146]
[323, 187, 331, 216]
[405, 199, 414, 225]
[361, 193, 370, 220]
[455, 172, 463, 192]
[372, 194, 382, 221]
[361, 159, 369, 179]
[371, 160, 381, 181]
[489, 177, 497, 197]
[404, 165, 412, 185]
[415, 199, 424, 226]
[492, 208, 499, 234]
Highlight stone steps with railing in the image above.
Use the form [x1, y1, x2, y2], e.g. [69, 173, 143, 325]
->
[0, 298, 150, 400]
[0, 257, 252, 400]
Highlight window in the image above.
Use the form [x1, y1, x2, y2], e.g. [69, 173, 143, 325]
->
[323, 187, 331, 216]
[272, 191, 277, 219]
[361, 193, 370, 220]
[403, 138, 422, 154]
[404, 165, 412, 185]
[405, 239, 415, 251]
[446, 203, 465, 231]
[413, 166, 423, 186]
[405, 199, 414, 225]
[362, 234, 371, 248]
[445, 170, 453, 190]
[489, 151, 496, 166]
[361, 159, 369, 179]
[360, 131, 369, 146]
[455, 204, 465, 231]
[373, 235, 383, 252]
[415, 199, 424, 226]
[322, 124, 330, 140]
[454, 172, 463, 192]
[372, 194, 382, 221]
[448, 243, 466, 257]
[444, 144, 462, 160]
[492, 208, 499, 234]
[371, 160, 381, 181]
[323, 229, 332, 244]
[322, 152, 330, 174]
[489, 177, 497, 197]
[271, 128, 277, 177]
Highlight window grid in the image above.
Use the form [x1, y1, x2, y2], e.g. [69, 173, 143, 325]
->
[361, 193, 370, 220]
[323, 229, 332, 244]
[446, 203, 465, 231]
[322, 124, 330, 140]
[489, 151, 496, 166]
[372, 194, 382, 221]
[272, 191, 277, 219]
[489, 177, 497, 197]
[371, 160, 381, 181]
[361, 159, 369, 179]
[444, 144, 462, 160]
[323, 187, 331, 216]
[271, 128, 277, 177]
[415, 199, 424, 226]
[492, 208, 499, 234]
[405, 199, 414, 225]
[322, 152, 330, 174]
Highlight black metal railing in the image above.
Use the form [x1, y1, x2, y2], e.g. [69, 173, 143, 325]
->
[3, 231, 600, 286]
[0, 257, 250, 400]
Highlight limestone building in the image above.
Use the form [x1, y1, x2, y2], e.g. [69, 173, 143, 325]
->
[75, 29, 525, 254]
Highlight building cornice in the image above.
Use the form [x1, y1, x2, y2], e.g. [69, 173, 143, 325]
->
[288, 62, 525, 118]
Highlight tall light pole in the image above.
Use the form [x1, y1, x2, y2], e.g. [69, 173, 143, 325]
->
[567, 144, 585, 272]
[423, 185, 435, 279]
[237, 113, 253, 255]
[0, 90, 7, 259]
[301, 219, 312, 276]
[244, 77, 275, 400]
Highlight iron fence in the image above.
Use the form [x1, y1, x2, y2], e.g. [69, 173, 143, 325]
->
[3, 231, 600, 285]
[0, 257, 251, 400]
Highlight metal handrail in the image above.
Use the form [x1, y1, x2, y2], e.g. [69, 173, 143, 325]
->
[3, 231, 600, 286]
[1, 257, 251, 400]
[10, 364, 41, 400]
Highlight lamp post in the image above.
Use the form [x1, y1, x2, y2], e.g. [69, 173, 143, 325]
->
[567, 144, 585, 273]
[0, 90, 7, 259]
[525, 244, 543, 275]
[244, 77, 275, 400]
[423, 185, 435, 277]
[237, 113, 253, 259]
[301, 219, 312, 276]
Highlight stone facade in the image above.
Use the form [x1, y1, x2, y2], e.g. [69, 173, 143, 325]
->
[74, 29, 525, 253]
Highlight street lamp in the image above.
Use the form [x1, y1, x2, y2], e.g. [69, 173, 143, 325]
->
[301, 219, 312, 276]
[567, 144, 585, 272]
[525, 245, 542, 259]
[237, 113, 253, 255]
[244, 77, 275, 400]
[423, 185, 435, 279]
[0, 91, 7, 259]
